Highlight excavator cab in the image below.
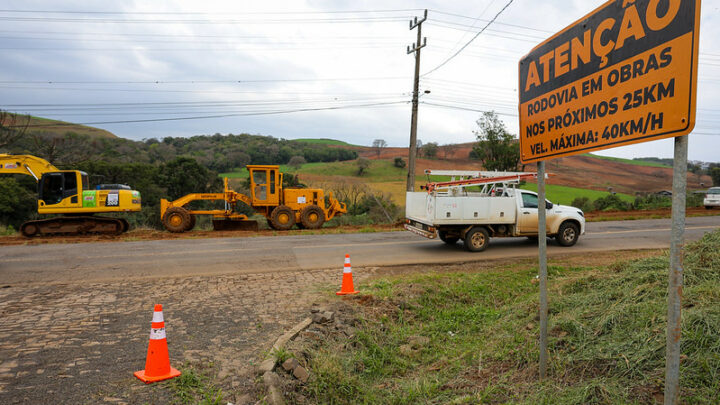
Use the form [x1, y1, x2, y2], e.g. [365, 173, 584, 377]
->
[38, 171, 87, 208]
[248, 165, 281, 206]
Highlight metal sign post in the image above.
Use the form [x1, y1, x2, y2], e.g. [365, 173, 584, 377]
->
[537, 161, 548, 379]
[665, 135, 688, 405]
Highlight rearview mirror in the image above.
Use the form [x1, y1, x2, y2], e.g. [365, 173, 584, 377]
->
[546, 201, 553, 209]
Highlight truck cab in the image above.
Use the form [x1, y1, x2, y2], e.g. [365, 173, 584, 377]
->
[512, 189, 585, 244]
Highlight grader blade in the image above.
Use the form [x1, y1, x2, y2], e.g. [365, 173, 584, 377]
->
[212, 219, 259, 231]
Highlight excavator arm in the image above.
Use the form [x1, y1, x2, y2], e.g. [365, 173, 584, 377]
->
[0, 154, 59, 181]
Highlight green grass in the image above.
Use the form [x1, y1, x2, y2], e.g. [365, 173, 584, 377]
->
[585, 153, 671, 168]
[169, 365, 224, 405]
[2, 114, 118, 139]
[219, 159, 637, 208]
[221, 160, 407, 183]
[293, 138, 356, 146]
[300, 230, 720, 404]
[520, 182, 634, 206]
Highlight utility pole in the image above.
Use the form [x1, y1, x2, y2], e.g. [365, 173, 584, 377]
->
[406, 9, 427, 192]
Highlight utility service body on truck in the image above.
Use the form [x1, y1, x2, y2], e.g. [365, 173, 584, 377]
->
[404, 170, 585, 252]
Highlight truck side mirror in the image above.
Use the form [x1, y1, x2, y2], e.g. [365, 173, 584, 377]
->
[546, 201, 553, 209]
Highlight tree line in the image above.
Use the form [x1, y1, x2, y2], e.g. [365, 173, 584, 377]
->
[0, 113, 358, 231]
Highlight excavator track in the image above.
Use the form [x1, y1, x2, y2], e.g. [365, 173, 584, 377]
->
[20, 216, 129, 238]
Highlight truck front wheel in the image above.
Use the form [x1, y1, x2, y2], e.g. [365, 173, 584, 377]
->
[438, 230, 459, 245]
[463, 227, 489, 252]
[556, 221, 580, 247]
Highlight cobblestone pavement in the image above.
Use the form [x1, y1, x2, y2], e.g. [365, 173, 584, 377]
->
[0, 267, 376, 404]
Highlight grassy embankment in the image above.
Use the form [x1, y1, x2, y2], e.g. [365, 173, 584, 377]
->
[6, 115, 118, 139]
[221, 159, 627, 207]
[300, 230, 720, 404]
[519, 182, 634, 206]
[585, 153, 671, 168]
[293, 138, 357, 146]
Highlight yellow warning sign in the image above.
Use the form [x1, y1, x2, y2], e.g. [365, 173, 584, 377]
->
[518, 0, 701, 164]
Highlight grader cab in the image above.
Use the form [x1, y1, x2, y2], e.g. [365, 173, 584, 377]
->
[160, 165, 346, 232]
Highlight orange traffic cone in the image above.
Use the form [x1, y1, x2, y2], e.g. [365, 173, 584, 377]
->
[336, 254, 359, 295]
[134, 304, 181, 383]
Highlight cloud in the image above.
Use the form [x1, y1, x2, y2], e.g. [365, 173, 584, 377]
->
[0, 0, 718, 161]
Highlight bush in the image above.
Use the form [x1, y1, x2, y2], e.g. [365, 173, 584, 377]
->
[570, 196, 594, 212]
[393, 157, 406, 168]
[288, 155, 306, 169]
[632, 194, 671, 210]
[356, 158, 370, 175]
[687, 192, 704, 208]
[593, 194, 631, 211]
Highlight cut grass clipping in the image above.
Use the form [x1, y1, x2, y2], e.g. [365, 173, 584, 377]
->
[302, 230, 720, 404]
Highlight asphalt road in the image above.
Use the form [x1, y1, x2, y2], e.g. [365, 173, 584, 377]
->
[2, 216, 719, 285]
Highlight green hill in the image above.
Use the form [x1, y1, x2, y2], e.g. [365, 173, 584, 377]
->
[293, 138, 356, 146]
[5, 114, 117, 139]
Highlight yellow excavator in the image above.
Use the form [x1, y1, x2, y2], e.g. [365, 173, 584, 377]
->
[0, 154, 141, 237]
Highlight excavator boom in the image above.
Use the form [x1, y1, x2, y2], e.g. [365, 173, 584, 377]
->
[0, 154, 59, 180]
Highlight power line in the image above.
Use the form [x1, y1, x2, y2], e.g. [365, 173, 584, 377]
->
[0, 45, 401, 52]
[6, 101, 408, 127]
[0, 77, 407, 85]
[437, 0, 498, 65]
[420, 101, 517, 117]
[421, 0, 515, 77]
[428, 9, 554, 34]
[0, 9, 422, 15]
[0, 16, 408, 25]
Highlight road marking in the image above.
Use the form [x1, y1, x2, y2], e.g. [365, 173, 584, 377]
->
[591, 225, 717, 235]
[293, 240, 437, 249]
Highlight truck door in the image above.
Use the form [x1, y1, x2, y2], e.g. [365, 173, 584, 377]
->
[516, 192, 539, 234]
[516, 191, 554, 234]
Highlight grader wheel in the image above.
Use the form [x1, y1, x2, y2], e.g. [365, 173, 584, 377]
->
[163, 207, 191, 233]
[300, 205, 325, 229]
[184, 214, 196, 232]
[270, 205, 295, 230]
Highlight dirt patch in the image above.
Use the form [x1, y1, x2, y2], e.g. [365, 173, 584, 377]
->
[356, 144, 712, 195]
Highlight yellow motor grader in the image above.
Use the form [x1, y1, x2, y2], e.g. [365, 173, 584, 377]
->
[160, 165, 346, 232]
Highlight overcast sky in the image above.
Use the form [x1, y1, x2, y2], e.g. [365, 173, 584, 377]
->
[1, 0, 719, 162]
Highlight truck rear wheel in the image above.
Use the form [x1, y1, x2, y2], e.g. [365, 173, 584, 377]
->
[556, 221, 579, 247]
[438, 231, 459, 245]
[270, 205, 295, 230]
[300, 205, 325, 229]
[463, 227, 489, 252]
[163, 207, 191, 233]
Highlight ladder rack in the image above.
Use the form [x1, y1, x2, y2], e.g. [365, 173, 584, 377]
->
[424, 172, 539, 194]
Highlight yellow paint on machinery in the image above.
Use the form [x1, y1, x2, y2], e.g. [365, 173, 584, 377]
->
[159, 165, 347, 232]
[0, 154, 141, 237]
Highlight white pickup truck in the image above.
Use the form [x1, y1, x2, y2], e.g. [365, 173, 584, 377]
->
[404, 171, 585, 252]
